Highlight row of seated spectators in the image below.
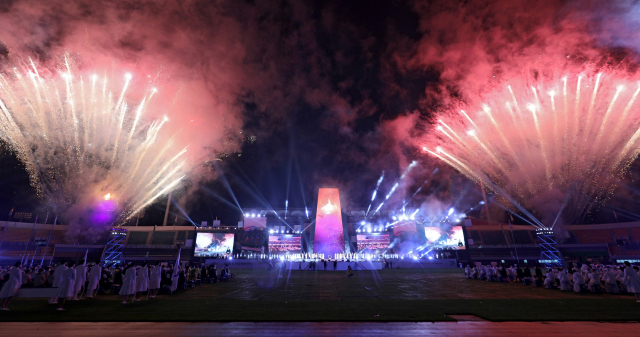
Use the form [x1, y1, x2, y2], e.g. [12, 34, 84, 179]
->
[464, 261, 640, 300]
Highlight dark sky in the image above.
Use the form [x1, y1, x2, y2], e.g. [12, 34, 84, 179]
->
[2, 0, 640, 228]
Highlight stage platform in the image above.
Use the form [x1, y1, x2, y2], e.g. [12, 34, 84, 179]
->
[203, 258, 458, 269]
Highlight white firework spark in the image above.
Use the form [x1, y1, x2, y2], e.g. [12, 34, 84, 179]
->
[0, 57, 188, 238]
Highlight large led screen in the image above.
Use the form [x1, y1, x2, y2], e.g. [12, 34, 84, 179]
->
[268, 235, 301, 252]
[314, 188, 344, 257]
[357, 234, 390, 253]
[424, 226, 466, 250]
[194, 233, 235, 256]
[241, 217, 268, 252]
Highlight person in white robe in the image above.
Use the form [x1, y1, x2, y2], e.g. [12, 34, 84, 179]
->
[623, 261, 640, 301]
[119, 264, 137, 304]
[56, 262, 77, 311]
[556, 269, 571, 291]
[49, 260, 68, 304]
[464, 265, 471, 279]
[486, 266, 495, 282]
[86, 262, 103, 298]
[135, 263, 149, 301]
[544, 270, 556, 289]
[149, 263, 162, 298]
[602, 268, 620, 293]
[470, 267, 478, 279]
[73, 261, 87, 300]
[572, 269, 585, 293]
[0, 262, 23, 310]
[588, 269, 601, 293]
[615, 268, 627, 293]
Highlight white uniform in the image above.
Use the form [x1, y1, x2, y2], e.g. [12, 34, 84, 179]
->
[0, 268, 22, 298]
[136, 267, 149, 292]
[486, 267, 495, 281]
[52, 265, 67, 288]
[624, 267, 640, 293]
[119, 268, 137, 296]
[74, 265, 87, 297]
[544, 271, 556, 287]
[149, 265, 162, 290]
[86, 265, 102, 297]
[573, 272, 585, 292]
[603, 270, 620, 293]
[56, 268, 77, 298]
[588, 272, 601, 287]
[557, 272, 571, 291]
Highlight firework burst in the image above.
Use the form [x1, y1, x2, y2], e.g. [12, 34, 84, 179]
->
[0, 57, 188, 240]
[424, 69, 640, 226]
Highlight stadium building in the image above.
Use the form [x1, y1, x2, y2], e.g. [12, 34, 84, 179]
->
[2, 187, 640, 267]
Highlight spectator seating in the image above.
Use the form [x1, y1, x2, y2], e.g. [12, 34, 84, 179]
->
[572, 230, 612, 244]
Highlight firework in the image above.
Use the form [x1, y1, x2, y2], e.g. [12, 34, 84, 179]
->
[424, 70, 640, 226]
[365, 171, 385, 217]
[0, 57, 188, 240]
[369, 161, 418, 217]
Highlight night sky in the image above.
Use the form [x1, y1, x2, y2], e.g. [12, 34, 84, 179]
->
[1, 0, 640, 229]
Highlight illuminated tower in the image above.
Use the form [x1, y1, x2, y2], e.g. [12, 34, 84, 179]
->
[314, 188, 345, 258]
[101, 228, 127, 264]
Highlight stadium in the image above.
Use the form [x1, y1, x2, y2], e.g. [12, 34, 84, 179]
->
[3, 187, 639, 270]
[4, 1, 640, 334]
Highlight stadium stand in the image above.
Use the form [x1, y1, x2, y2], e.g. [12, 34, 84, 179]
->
[126, 231, 149, 245]
[572, 230, 612, 244]
[4, 228, 32, 242]
[151, 231, 176, 245]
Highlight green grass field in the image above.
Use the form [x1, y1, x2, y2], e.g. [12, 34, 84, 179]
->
[1, 268, 639, 322]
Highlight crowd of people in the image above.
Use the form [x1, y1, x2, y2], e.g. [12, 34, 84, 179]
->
[464, 261, 640, 301]
[0, 260, 235, 311]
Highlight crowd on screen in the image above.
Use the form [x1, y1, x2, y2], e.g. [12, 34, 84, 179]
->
[0, 260, 235, 311]
[464, 261, 640, 301]
[266, 245, 300, 252]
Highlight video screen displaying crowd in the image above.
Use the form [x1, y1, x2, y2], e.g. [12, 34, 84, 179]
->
[0, 260, 235, 311]
[464, 261, 640, 301]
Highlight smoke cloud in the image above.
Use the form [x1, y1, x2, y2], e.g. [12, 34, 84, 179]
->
[4, 0, 640, 239]
[379, 0, 640, 236]
[0, 0, 377, 240]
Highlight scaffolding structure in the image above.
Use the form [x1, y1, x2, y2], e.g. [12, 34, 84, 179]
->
[101, 228, 127, 264]
[536, 228, 564, 268]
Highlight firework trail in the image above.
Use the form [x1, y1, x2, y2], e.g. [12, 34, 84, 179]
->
[365, 171, 385, 217]
[370, 161, 418, 217]
[0, 57, 188, 241]
[424, 69, 640, 227]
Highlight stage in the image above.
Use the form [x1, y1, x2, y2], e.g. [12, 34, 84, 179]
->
[203, 258, 458, 269]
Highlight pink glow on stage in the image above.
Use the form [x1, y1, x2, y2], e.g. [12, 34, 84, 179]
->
[393, 220, 417, 236]
[314, 188, 344, 257]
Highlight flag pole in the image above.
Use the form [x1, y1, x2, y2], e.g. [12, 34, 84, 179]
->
[509, 217, 520, 264]
[0, 208, 15, 255]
